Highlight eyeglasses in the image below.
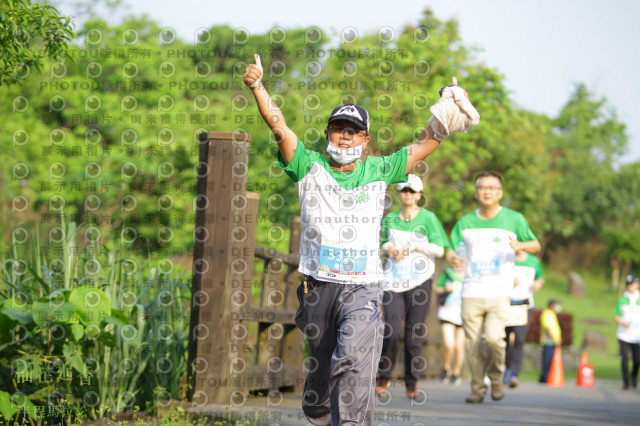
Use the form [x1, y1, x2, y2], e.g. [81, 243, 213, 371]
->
[328, 125, 367, 138]
[476, 185, 502, 192]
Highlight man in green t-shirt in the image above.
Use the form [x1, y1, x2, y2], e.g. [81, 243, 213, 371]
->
[244, 55, 479, 424]
[446, 172, 540, 404]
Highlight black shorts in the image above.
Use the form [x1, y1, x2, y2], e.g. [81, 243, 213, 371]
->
[440, 319, 463, 328]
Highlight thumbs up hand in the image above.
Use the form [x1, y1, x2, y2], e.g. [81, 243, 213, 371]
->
[243, 54, 264, 88]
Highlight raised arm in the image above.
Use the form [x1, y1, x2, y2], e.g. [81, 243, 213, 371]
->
[243, 54, 298, 164]
[406, 127, 441, 174]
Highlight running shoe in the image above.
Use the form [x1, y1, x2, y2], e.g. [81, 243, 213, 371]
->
[449, 375, 462, 386]
[437, 369, 451, 382]
[509, 376, 519, 388]
[375, 379, 391, 395]
[406, 385, 420, 399]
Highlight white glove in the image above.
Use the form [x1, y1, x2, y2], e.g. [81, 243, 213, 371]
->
[429, 79, 480, 141]
[409, 242, 445, 258]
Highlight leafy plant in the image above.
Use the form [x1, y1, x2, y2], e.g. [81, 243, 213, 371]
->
[0, 0, 77, 86]
[0, 220, 190, 423]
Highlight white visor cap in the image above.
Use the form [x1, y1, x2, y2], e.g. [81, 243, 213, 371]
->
[397, 174, 424, 192]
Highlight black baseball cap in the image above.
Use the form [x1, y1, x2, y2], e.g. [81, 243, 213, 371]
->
[626, 274, 639, 286]
[327, 104, 370, 132]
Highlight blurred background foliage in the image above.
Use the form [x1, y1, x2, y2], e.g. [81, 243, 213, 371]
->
[0, 1, 639, 422]
[1, 8, 638, 281]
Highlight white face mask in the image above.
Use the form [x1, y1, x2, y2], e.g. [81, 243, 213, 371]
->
[326, 141, 363, 164]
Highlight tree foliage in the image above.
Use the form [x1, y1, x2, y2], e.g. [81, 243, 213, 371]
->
[0, 0, 76, 86]
[541, 84, 628, 246]
[0, 9, 635, 273]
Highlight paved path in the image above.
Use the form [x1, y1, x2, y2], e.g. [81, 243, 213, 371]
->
[199, 379, 639, 425]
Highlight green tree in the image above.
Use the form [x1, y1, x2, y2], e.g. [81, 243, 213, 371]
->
[544, 84, 627, 248]
[0, 0, 76, 86]
[603, 162, 640, 291]
[0, 9, 631, 266]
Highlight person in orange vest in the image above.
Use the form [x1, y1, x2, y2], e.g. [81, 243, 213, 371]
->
[613, 274, 640, 390]
[539, 299, 562, 383]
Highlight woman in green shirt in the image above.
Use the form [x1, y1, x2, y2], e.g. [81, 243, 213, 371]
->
[375, 175, 448, 398]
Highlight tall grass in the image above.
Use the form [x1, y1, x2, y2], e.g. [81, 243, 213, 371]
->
[0, 221, 190, 424]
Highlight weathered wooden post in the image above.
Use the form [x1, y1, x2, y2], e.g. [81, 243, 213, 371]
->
[187, 131, 256, 406]
[282, 216, 305, 392]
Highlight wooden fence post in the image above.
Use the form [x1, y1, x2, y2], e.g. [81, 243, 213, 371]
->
[187, 131, 253, 406]
[282, 216, 305, 392]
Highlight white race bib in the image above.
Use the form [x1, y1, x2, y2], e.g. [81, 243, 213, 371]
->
[318, 240, 367, 281]
[506, 305, 528, 327]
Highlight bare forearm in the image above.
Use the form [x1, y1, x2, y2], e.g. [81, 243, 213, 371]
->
[406, 126, 441, 174]
[251, 85, 285, 132]
[518, 239, 541, 254]
[249, 84, 297, 163]
[532, 278, 545, 291]
[243, 54, 297, 163]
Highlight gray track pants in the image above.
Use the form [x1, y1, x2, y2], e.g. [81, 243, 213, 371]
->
[295, 278, 384, 425]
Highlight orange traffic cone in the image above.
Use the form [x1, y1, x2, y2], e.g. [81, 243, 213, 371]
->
[547, 347, 564, 388]
[576, 352, 595, 388]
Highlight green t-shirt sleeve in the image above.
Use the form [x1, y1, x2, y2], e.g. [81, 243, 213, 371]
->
[534, 257, 544, 279]
[515, 212, 538, 242]
[380, 214, 391, 246]
[613, 297, 626, 316]
[277, 139, 320, 182]
[448, 221, 463, 251]
[536, 261, 544, 279]
[426, 212, 449, 248]
[436, 269, 449, 288]
[368, 147, 408, 185]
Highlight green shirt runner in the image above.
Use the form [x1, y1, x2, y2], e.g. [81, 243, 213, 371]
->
[512, 253, 544, 308]
[613, 291, 640, 343]
[381, 209, 448, 291]
[448, 207, 537, 298]
[279, 139, 407, 284]
[436, 267, 464, 326]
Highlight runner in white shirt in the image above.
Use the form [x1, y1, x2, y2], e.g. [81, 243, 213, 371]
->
[503, 251, 544, 388]
[435, 265, 466, 386]
[244, 55, 479, 425]
[613, 274, 640, 390]
[374, 175, 448, 398]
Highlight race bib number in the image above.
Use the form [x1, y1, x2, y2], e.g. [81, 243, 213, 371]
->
[471, 256, 500, 277]
[318, 241, 367, 280]
[506, 305, 528, 327]
[392, 260, 420, 281]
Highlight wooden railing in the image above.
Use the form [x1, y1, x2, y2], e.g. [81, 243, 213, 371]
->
[187, 132, 304, 407]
